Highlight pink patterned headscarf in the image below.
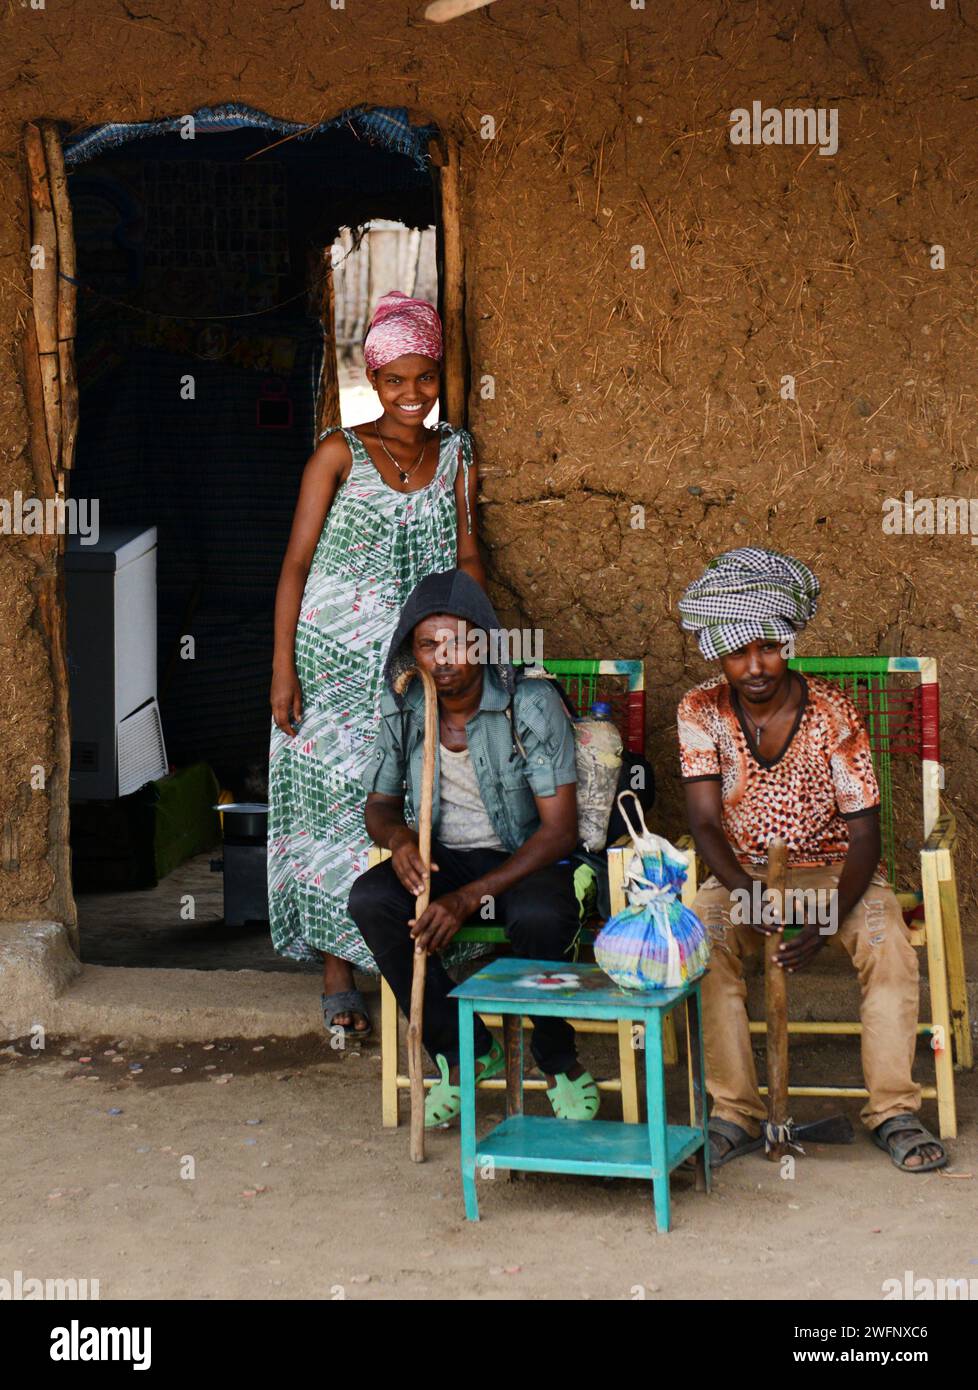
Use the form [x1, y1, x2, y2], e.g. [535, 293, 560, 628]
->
[363, 290, 443, 371]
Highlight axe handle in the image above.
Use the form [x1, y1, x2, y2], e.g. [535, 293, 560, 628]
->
[408, 667, 439, 1164]
[764, 839, 790, 1160]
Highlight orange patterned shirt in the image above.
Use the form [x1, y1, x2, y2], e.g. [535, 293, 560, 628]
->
[677, 674, 880, 866]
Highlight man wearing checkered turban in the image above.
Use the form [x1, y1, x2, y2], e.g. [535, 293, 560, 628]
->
[673, 547, 944, 1175]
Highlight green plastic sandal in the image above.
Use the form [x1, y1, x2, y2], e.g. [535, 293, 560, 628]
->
[424, 1039, 506, 1129]
[547, 1069, 600, 1121]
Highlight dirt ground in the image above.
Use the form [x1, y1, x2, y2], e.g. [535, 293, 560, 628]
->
[2, 1029, 975, 1301]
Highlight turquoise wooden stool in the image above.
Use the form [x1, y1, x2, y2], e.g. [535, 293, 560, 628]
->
[450, 958, 710, 1233]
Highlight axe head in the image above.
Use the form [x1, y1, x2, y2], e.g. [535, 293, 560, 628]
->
[764, 1114, 856, 1156]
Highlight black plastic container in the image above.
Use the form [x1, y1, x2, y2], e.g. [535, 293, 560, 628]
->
[210, 802, 269, 926]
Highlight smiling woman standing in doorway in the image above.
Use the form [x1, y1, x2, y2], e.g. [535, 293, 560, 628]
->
[268, 291, 485, 1036]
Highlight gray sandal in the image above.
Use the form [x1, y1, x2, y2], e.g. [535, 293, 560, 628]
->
[872, 1113, 947, 1172]
[321, 990, 372, 1039]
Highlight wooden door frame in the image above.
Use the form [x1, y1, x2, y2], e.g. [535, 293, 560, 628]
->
[429, 131, 468, 428]
[21, 119, 78, 946]
[20, 116, 468, 948]
[315, 125, 468, 434]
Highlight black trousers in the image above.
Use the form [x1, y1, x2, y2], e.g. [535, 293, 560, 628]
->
[348, 840, 581, 1074]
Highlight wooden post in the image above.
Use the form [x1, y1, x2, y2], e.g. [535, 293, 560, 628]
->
[435, 135, 466, 427]
[20, 314, 55, 517]
[764, 839, 789, 1160]
[25, 123, 62, 485]
[22, 119, 78, 944]
[315, 253, 341, 439]
[354, 229, 370, 349]
[42, 122, 78, 482]
[406, 226, 422, 297]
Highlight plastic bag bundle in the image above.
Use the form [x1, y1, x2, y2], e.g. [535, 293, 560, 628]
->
[594, 792, 711, 990]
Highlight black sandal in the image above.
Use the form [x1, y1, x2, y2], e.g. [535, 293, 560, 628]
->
[707, 1117, 765, 1167]
[872, 1114, 947, 1173]
[685, 1117, 764, 1170]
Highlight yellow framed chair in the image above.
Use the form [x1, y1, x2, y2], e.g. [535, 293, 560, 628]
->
[371, 844, 645, 1125]
[370, 658, 654, 1127]
[677, 655, 971, 1139]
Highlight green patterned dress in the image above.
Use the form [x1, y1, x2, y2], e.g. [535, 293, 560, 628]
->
[268, 422, 473, 969]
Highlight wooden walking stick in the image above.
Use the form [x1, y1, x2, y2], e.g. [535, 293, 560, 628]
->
[763, 838, 790, 1160]
[393, 665, 439, 1163]
[762, 839, 854, 1157]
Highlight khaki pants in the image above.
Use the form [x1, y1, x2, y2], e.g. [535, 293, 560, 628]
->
[693, 864, 921, 1134]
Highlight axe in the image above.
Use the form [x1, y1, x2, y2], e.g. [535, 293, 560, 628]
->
[762, 838, 853, 1157]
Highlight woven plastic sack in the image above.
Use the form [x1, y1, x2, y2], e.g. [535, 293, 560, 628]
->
[594, 792, 711, 990]
[519, 670, 622, 850]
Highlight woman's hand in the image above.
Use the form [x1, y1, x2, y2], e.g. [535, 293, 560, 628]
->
[390, 827, 439, 899]
[271, 665, 303, 736]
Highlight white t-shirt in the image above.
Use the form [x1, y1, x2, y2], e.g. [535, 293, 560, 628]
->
[437, 744, 505, 851]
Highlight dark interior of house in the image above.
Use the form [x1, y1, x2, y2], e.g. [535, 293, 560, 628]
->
[65, 115, 436, 967]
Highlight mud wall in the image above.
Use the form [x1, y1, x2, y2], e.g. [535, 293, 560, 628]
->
[2, 1, 977, 919]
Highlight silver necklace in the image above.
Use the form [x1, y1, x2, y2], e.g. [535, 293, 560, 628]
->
[744, 674, 795, 745]
[374, 421, 426, 483]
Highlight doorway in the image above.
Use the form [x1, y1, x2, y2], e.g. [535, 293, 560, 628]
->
[23, 106, 463, 971]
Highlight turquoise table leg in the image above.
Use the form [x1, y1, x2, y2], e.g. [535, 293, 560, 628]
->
[644, 1010, 670, 1233]
[503, 1013, 523, 1120]
[459, 1000, 479, 1222]
[503, 1012, 525, 1184]
[687, 984, 711, 1195]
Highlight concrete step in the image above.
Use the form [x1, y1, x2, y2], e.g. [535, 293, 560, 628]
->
[0, 921, 375, 1043]
[2, 919, 975, 1048]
